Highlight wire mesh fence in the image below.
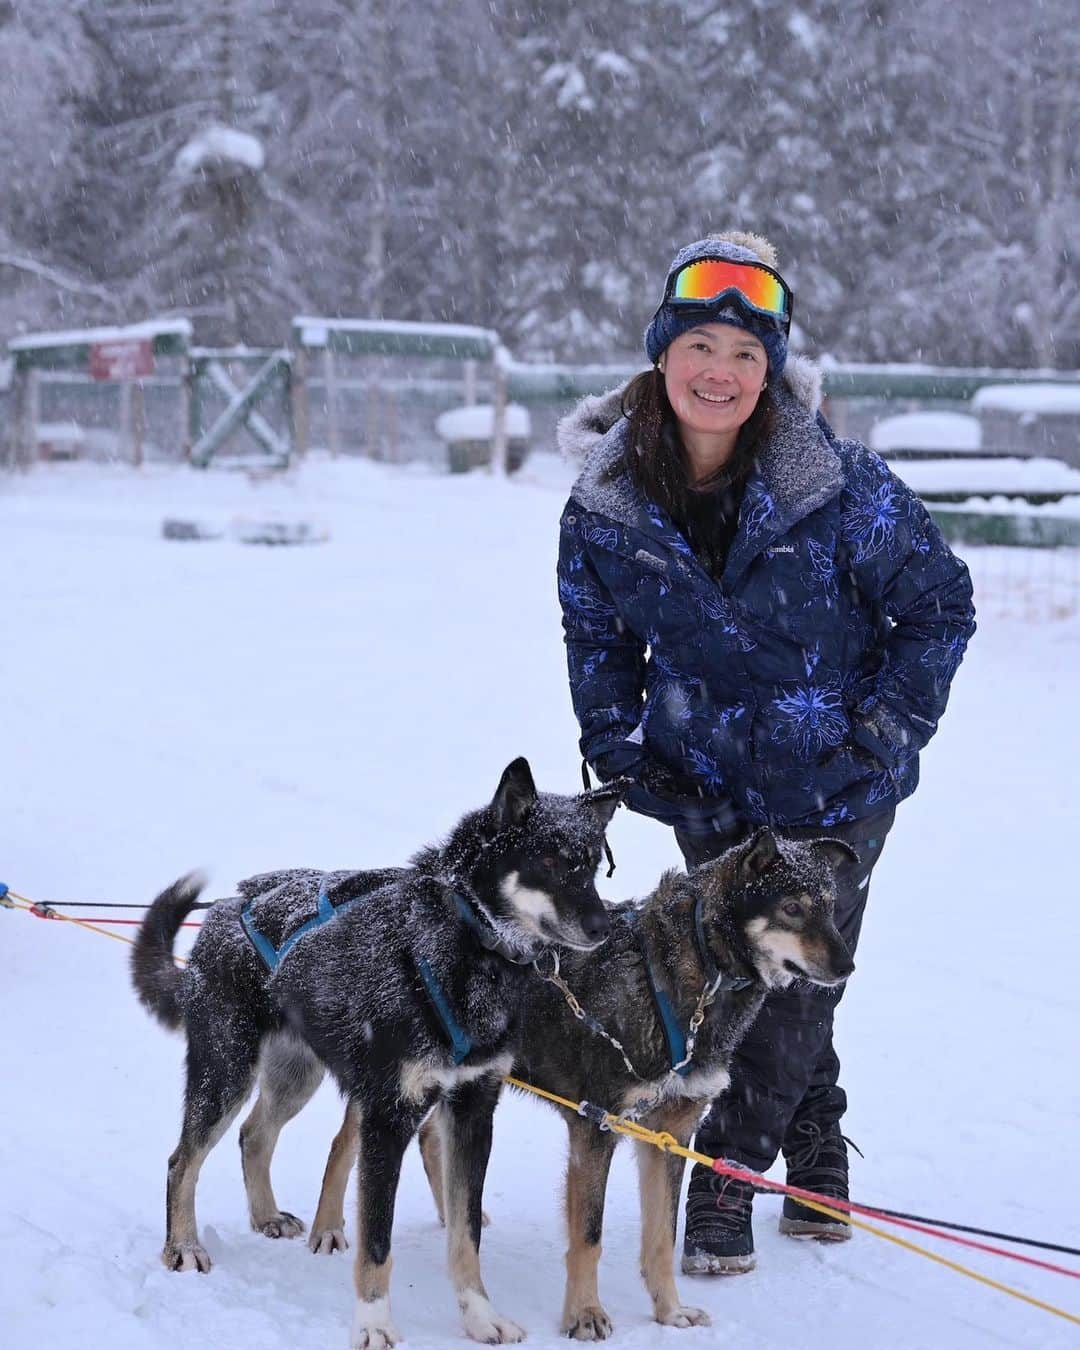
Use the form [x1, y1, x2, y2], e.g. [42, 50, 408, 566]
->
[31, 369, 185, 462]
[965, 546, 1080, 623]
[300, 351, 495, 464]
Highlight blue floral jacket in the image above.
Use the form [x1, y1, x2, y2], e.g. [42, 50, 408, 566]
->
[556, 358, 976, 833]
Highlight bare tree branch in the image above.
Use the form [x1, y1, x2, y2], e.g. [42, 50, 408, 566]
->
[0, 253, 119, 308]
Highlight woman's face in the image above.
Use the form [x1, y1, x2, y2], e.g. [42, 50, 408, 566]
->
[659, 323, 768, 466]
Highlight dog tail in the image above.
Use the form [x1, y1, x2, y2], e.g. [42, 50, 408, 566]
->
[131, 872, 205, 1029]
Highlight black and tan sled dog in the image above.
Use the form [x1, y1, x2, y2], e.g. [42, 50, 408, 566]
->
[131, 758, 621, 1349]
[312, 827, 856, 1341]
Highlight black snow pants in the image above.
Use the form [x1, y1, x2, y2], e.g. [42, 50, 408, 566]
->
[675, 807, 895, 1174]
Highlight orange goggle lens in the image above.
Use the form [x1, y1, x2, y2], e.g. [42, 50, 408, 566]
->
[668, 258, 792, 328]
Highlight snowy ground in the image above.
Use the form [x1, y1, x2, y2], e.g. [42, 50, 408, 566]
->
[2, 453, 1078, 1349]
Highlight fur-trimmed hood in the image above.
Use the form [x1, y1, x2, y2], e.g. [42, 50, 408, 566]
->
[557, 353, 840, 532]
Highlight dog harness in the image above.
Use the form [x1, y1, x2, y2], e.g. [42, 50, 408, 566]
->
[239, 878, 519, 1066]
[626, 896, 754, 1077]
[240, 883, 344, 972]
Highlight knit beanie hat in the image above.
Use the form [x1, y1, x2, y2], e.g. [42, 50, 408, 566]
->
[644, 231, 789, 377]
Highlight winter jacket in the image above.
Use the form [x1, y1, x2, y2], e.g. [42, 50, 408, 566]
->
[556, 355, 976, 833]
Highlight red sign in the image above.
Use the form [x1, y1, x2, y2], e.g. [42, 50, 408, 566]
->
[89, 338, 154, 381]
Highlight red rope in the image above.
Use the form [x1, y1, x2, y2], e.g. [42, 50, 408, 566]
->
[30, 910, 202, 930]
[710, 1159, 1080, 1280]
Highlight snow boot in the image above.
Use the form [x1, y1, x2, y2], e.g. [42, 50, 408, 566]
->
[681, 1163, 756, 1274]
[779, 1119, 857, 1241]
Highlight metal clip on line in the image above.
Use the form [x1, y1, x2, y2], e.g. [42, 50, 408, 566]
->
[533, 949, 645, 1081]
[576, 1100, 611, 1130]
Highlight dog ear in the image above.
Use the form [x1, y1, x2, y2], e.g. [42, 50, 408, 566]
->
[491, 757, 538, 828]
[814, 838, 860, 871]
[740, 826, 780, 879]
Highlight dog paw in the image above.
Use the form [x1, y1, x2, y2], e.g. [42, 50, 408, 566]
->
[350, 1298, 400, 1349]
[161, 1241, 211, 1273]
[309, 1226, 348, 1255]
[349, 1329, 399, 1350]
[656, 1303, 711, 1329]
[561, 1305, 613, 1341]
[460, 1290, 526, 1344]
[256, 1211, 306, 1239]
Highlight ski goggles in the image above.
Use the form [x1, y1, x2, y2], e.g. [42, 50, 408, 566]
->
[661, 257, 793, 333]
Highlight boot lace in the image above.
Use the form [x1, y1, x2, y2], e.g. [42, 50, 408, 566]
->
[786, 1119, 863, 1170]
[785, 1120, 863, 1200]
[685, 1167, 754, 1238]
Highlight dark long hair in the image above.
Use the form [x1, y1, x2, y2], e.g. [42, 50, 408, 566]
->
[618, 365, 775, 512]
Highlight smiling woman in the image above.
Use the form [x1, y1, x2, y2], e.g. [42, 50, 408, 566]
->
[658, 325, 769, 479]
[555, 229, 976, 1279]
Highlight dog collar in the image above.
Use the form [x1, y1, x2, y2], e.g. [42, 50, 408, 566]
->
[626, 899, 755, 1079]
[448, 886, 544, 966]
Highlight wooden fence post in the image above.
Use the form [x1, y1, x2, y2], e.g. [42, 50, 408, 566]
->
[293, 345, 309, 456]
[132, 380, 146, 467]
[324, 345, 341, 457]
[491, 351, 508, 475]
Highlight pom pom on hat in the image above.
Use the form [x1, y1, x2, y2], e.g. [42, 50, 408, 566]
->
[644, 231, 789, 376]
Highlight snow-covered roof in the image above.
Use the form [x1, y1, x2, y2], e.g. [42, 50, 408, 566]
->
[35, 421, 88, 445]
[435, 403, 531, 442]
[871, 411, 981, 453]
[971, 383, 1080, 416]
[821, 358, 1080, 379]
[501, 357, 635, 378]
[176, 125, 265, 177]
[930, 493, 1080, 519]
[294, 317, 498, 348]
[899, 456, 1080, 495]
[8, 318, 192, 352]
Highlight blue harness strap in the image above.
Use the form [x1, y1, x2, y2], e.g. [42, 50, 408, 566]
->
[240, 878, 475, 1064]
[414, 956, 474, 1065]
[240, 884, 340, 973]
[626, 896, 755, 1077]
[626, 908, 690, 1076]
[648, 979, 690, 1076]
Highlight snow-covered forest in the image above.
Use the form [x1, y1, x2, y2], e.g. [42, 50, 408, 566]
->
[2, 0, 1078, 367]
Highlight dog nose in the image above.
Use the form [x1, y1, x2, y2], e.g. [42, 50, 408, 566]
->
[581, 909, 610, 943]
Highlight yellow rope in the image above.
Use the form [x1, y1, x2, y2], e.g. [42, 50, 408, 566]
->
[3, 890, 188, 964]
[503, 1075, 1080, 1328]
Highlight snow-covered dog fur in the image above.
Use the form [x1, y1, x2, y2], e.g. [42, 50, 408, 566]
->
[131, 758, 620, 1348]
[314, 827, 856, 1340]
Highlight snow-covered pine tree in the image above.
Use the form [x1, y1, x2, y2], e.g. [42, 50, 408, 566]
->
[0, 0, 99, 332]
[923, 0, 1079, 368]
[492, 0, 693, 360]
[4, 0, 1075, 366]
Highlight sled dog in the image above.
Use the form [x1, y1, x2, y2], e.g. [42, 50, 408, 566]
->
[314, 826, 856, 1339]
[132, 758, 620, 1348]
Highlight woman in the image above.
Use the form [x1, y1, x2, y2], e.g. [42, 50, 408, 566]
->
[556, 232, 975, 1274]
